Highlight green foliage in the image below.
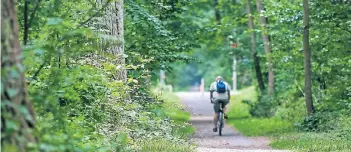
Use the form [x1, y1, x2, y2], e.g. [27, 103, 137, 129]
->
[125, 0, 198, 73]
[227, 87, 294, 136]
[243, 94, 279, 118]
[258, 0, 351, 132]
[6, 0, 199, 151]
[163, 0, 251, 90]
[165, 0, 350, 136]
[154, 91, 195, 137]
[5, 0, 350, 150]
[228, 87, 351, 151]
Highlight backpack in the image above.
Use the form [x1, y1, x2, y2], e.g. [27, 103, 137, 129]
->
[216, 81, 226, 93]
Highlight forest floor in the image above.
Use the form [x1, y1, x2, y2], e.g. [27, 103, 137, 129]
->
[176, 92, 289, 152]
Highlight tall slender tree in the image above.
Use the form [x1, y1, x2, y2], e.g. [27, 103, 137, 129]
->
[213, 0, 221, 25]
[303, 0, 314, 115]
[1, 0, 37, 150]
[256, 0, 274, 95]
[246, 0, 265, 92]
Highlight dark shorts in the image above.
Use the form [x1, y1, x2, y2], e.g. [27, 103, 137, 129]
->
[213, 99, 229, 113]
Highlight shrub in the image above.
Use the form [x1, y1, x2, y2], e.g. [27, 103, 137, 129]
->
[243, 94, 279, 118]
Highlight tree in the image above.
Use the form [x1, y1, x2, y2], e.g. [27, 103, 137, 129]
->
[213, 0, 221, 25]
[1, 0, 36, 150]
[246, 0, 265, 92]
[99, 0, 126, 81]
[256, 0, 274, 95]
[22, 0, 42, 45]
[303, 0, 314, 115]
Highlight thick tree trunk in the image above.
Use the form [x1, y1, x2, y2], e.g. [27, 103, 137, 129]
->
[110, 0, 126, 81]
[213, 0, 221, 25]
[246, 0, 265, 92]
[98, 0, 126, 81]
[256, 0, 274, 95]
[303, 0, 314, 115]
[1, 0, 37, 150]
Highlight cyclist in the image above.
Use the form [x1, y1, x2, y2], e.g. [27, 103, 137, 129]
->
[209, 76, 231, 132]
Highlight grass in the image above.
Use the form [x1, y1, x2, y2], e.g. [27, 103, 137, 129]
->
[138, 139, 194, 152]
[227, 86, 294, 136]
[271, 132, 351, 152]
[151, 89, 195, 137]
[227, 87, 351, 152]
[137, 90, 196, 152]
[160, 91, 195, 137]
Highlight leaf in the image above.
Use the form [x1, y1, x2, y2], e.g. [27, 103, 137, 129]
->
[47, 18, 63, 25]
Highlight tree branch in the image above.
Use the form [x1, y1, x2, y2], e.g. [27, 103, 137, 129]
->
[28, 0, 42, 28]
[28, 60, 47, 85]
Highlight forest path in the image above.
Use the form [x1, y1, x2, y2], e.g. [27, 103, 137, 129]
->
[176, 92, 289, 152]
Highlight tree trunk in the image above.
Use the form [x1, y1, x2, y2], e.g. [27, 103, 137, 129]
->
[246, 0, 265, 92]
[99, 0, 126, 81]
[1, 0, 37, 150]
[256, 0, 274, 95]
[303, 0, 314, 115]
[213, 0, 221, 25]
[23, 0, 29, 45]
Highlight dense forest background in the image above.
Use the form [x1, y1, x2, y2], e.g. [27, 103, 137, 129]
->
[165, 0, 351, 131]
[1, 0, 350, 151]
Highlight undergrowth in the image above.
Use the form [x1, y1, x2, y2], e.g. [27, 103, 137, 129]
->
[227, 87, 351, 152]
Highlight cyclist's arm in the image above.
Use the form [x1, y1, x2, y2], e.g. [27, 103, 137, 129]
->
[226, 83, 231, 101]
[227, 90, 231, 101]
[209, 83, 215, 101]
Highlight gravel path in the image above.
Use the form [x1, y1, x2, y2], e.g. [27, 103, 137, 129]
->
[176, 92, 289, 152]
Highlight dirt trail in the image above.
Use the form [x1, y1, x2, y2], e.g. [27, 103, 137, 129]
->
[176, 92, 289, 152]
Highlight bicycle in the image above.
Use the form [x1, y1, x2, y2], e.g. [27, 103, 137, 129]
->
[211, 99, 226, 136]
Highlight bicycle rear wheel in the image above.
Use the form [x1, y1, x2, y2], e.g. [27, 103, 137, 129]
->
[218, 112, 223, 136]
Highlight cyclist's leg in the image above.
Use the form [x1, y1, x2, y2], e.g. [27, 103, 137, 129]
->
[222, 99, 229, 119]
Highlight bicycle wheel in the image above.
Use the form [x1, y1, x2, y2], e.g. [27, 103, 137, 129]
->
[218, 112, 223, 136]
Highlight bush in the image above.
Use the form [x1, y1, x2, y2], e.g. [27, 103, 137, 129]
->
[296, 111, 341, 132]
[243, 94, 279, 118]
[275, 97, 306, 125]
[227, 87, 294, 136]
[26, 59, 195, 151]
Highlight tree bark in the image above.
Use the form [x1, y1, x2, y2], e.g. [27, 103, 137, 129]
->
[213, 0, 221, 25]
[303, 0, 314, 115]
[246, 0, 265, 92]
[256, 0, 274, 95]
[98, 0, 126, 81]
[1, 0, 37, 150]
